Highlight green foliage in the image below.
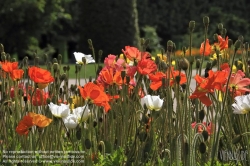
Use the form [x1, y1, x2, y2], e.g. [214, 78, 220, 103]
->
[0, 0, 73, 58]
[95, 148, 126, 166]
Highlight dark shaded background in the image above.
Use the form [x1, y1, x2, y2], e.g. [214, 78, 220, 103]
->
[0, 0, 249, 62]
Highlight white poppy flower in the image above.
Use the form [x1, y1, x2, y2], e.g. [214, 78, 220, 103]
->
[73, 52, 95, 64]
[232, 94, 250, 114]
[48, 102, 70, 118]
[63, 114, 78, 129]
[141, 95, 163, 111]
[73, 105, 90, 122]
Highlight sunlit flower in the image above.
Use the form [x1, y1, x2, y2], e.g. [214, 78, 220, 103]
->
[78, 82, 110, 112]
[122, 46, 141, 61]
[28, 112, 52, 128]
[228, 70, 250, 95]
[16, 116, 34, 136]
[1, 61, 18, 73]
[73, 105, 90, 122]
[28, 66, 54, 89]
[141, 95, 163, 111]
[48, 102, 70, 118]
[232, 94, 250, 114]
[10, 69, 24, 81]
[73, 52, 95, 64]
[137, 58, 157, 75]
[63, 114, 78, 129]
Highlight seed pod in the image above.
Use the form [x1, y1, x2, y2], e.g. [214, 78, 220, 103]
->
[202, 130, 209, 141]
[199, 142, 206, 154]
[232, 135, 242, 144]
[198, 110, 205, 121]
[179, 58, 189, 71]
[85, 138, 92, 149]
[76, 127, 81, 140]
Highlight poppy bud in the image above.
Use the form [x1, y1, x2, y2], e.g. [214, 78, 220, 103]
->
[76, 127, 81, 140]
[175, 76, 181, 84]
[211, 59, 217, 67]
[206, 61, 212, 70]
[52, 58, 58, 64]
[126, 76, 130, 84]
[198, 109, 205, 121]
[189, 21, 195, 32]
[58, 54, 62, 62]
[46, 98, 51, 104]
[202, 130, 209, 141]
[167, 40, 174, 52]
[234, 40, 241, 50]
[1, 52, 6, 62]
[213, 34, 218, 43]
[203, 16, 209, 27]
[182, 46, 187, 55]
[218, 23, 223, 30]
[179, 58, 189, 71]
[82, 57, 86, 64]
[53, 63, 59, 73]
[6, 53, 10, 61]
[222, 28, 227, 37]
[85, 138, 92, 149]
[47, 62, 52, 71]
[11, 58, 16, 62]
[232, 135, 242, 144]
[238, 35, 244, 43]
[199, 142, 206, 153]
[0, 43, 4, 53]
[93, 121, 97, 128]
[63, 66, 67, 72]
[196, 59, 201, 69]
[88, 39, 93, 47]
[121, 70, 126, 80]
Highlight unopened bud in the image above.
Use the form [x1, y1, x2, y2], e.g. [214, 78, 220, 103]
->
[179, 58, 189, 71]
[222, 28, 227, 36]
[196, 59, 201, 69]
[1, 52, 6, 61]
[213, 34, 218, 43]
[198, 109, 205, 121]
[206, 62, 212, 70]
[189, 21, 195, 32]
[82, 57, 86, 64]
[175, 76, 181, 84]
[217, 23, 223, 30]
[88, 39, 93, 46]
[182, 46, 187, 55]
[167, 40, 174, 52]
[53, 58, 58, 64]
[58, 54, 62, 62]
[53, 63, 59, 71]
[203, 16, 209, 27]
[238, 35, 244, 43]
[199, 142, 206, 154]
[234, 40, 241, 50]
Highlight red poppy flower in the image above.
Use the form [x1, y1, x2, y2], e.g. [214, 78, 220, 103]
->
[200, 39, 211, 56]
[28, 66, 54, 89]
[32, 89, 49, 106]
[16, 116, 34, 136]
[190, 70, 227, 106]
[122, 46, 141, 61]
[10, 69, 24, 81]
[215, 35, 228, 50]
[78, 82, 111, 112]
[137, 58, 157, 75]
[1, 61, 18, 73]
[191, 122, 213, 135]
[28, 112, 52, 128]
[149, 72, 166, 91]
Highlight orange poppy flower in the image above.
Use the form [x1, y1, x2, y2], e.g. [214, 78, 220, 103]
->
[215, 35, 228, 50]
[32, 89, 49, 106]
[122, 46, 141, 61]
[97, 67, 123, 87]
[78, 82, 111, 112]
[1, 61, 18, 73]
[137, 58, 157, 75]
[200, 39, 211, 56]
[28, 112, 52, 128]
[10, 69, 24, 81]
[16, 116, 34, 136]
[28, 66, 54, 89]
[149, 72, 166, 91]
[190, 70, 227, 106]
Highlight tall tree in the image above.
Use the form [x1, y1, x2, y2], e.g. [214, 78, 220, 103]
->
[77, 0, 140, 61]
